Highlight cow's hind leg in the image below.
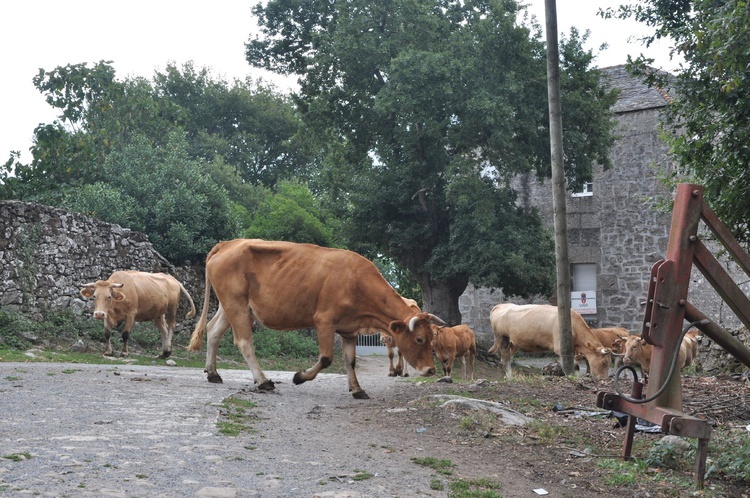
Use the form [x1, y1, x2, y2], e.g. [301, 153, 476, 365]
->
[341, 335, 368, 399]
[120, 317, 134, 357]
[204, 306, 231, 383]
[225, 307, 273, 391]
[499, 337, 516, 379]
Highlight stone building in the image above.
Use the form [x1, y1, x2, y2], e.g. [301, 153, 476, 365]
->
[460, 65, 750, 353]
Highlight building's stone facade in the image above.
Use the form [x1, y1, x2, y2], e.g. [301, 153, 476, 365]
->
[458, 66, 750, 373]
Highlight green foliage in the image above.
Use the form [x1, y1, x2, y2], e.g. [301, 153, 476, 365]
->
[252, 328, 319, 359]
[248, 0, 617, 320]
[243, 180, 337, 246]
[61, 132, 240, 263]
[605, 0, 750, 246]
[707, 431, 750, 482]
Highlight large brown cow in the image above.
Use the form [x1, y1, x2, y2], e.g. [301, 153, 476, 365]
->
[187, 239, 440, 399]
[380, 297, 421, 377]
[488, 303, 611, 379]
[432, 324, 477, 381]
[617, 329, 701, 380]
[80, 271, 196, 358]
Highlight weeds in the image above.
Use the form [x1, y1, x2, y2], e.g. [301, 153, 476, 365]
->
[217, 394, 259, 437]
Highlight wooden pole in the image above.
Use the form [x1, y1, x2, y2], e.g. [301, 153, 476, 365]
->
[544, 0, 575, 374]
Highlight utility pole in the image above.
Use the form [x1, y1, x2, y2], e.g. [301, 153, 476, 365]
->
[544, 0, 575, 374]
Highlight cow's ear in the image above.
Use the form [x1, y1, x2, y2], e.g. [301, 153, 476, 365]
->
[389, 321, 408, 335]
[80, 287, 94, 298]
[112, 290, 126, 301]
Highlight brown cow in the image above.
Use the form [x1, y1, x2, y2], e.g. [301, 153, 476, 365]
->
[187, 239, 440, 399]
[80, 271, 196, 358]
[488, 303, 611, 379]
[617, 329, 701, 380]
[576, 327, 630, 373]
[432, 324, 477, 381]
[381, 297, 421, 377]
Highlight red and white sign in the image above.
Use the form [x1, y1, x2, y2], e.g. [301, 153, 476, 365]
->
[571, 290, 596, 315]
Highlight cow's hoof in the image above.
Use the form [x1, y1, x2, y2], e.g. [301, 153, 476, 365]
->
[437, 376, 453, 383]
[158, 351, 172, 359]
[257, 380, 275, 391]
[207, 373, 223, 383]
[103, 352, 114, 357]
[402, 372, 409, 378]
[352, 391, 370, 400]
[388, 371, 397, 377]
[292, 371, 306, 385]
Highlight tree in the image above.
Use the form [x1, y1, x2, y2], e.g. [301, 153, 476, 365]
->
[604, 0, 750, 246]
[247, 0, 617, 323]
[63, 132, 239, 263]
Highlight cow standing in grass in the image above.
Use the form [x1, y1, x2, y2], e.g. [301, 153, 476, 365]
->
[489, 303, 611, 379]
[80, 271, 196, 358]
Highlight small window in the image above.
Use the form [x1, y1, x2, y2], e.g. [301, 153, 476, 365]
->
[571, 182, 593, 197]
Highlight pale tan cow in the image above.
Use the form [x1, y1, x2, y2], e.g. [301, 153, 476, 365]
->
[617, 329, 701, 380]
[380, 297, 421, 377]
[488, 303, 611, 379]
[432, 324, 477, 380]
[188, 239, 441, 399]
[80, 271, 196, 358]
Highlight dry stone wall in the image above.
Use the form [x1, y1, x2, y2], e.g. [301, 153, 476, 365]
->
[0, 201, 201, 320]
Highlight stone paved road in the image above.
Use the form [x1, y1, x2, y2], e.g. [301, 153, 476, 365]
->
[0, 358, 455, 498]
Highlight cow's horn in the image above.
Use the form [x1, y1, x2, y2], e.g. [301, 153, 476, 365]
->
[81, 282, 97, 287]
[428, 314, 445, 325]
[112, 283, 124, 288]
[408, 316, 419, 331]
[611, 352, 624, 357]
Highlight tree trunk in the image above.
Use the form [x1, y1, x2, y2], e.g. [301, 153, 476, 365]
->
[417, 274, 469, 326]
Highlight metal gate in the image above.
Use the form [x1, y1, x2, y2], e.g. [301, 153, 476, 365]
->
[356, 332, 387, 355]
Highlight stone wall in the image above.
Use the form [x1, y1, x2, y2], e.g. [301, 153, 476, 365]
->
[457, 66, 750, 375]
[0, 201, 201, 321]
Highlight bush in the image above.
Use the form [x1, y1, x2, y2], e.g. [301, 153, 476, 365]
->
[253, 328, 319, 359]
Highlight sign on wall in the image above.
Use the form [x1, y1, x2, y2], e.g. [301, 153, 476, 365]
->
[571, 290, 597, 315]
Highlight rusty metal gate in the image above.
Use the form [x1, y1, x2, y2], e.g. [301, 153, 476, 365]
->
[597, 183, 750, 489]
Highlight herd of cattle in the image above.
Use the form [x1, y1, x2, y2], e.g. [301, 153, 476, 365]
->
[79, 239, 701, 398]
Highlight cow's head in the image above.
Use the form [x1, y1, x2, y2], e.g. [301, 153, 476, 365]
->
[80, 281, 125, 320]
[621, 336, 648, 367]
[579, 341, 612, 378]
[388, 312, 442, 377]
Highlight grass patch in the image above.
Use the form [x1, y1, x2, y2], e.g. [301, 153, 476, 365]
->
[2, 452, 31, 462]
[216, 394, 259, 437]
[449, 477, 503, 497]
[352, 469, 374, 481]
[412, 457, 455, 476]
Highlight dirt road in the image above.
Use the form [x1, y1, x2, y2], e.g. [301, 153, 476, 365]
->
[1, 356, 605, 497]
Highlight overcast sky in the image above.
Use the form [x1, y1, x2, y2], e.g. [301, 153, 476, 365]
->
[1, 0, 678, 165]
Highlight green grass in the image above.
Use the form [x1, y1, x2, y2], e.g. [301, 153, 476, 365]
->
[2, 453, 31, 462]
[216, 394, 260, 436]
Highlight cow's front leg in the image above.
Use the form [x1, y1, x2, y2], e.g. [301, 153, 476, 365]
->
[341, 334, 368, 399]
[293, 325, 335, 386]
[103, 327, 114, 356]
[154, 315, 172, 359]
[120, 317, 134, 357]
[397, 351, 409, 377]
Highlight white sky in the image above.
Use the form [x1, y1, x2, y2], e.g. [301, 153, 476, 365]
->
[1, 0, 678, 165]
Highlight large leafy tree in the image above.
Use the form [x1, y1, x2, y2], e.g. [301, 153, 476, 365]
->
[0, 61, 332, 262]
[247, 0, 617, 322]
[605, 0, 750, 245]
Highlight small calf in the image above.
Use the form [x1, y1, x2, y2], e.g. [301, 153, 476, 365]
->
[432, 324, 477, 381]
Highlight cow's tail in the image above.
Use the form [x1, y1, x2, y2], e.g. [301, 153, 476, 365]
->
[179, 282, 197, 319]
[187, 263, 214, 352]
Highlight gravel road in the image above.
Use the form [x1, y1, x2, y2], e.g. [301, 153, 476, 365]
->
[0, 357, 461, 498]
[1, 355, 582, 498]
